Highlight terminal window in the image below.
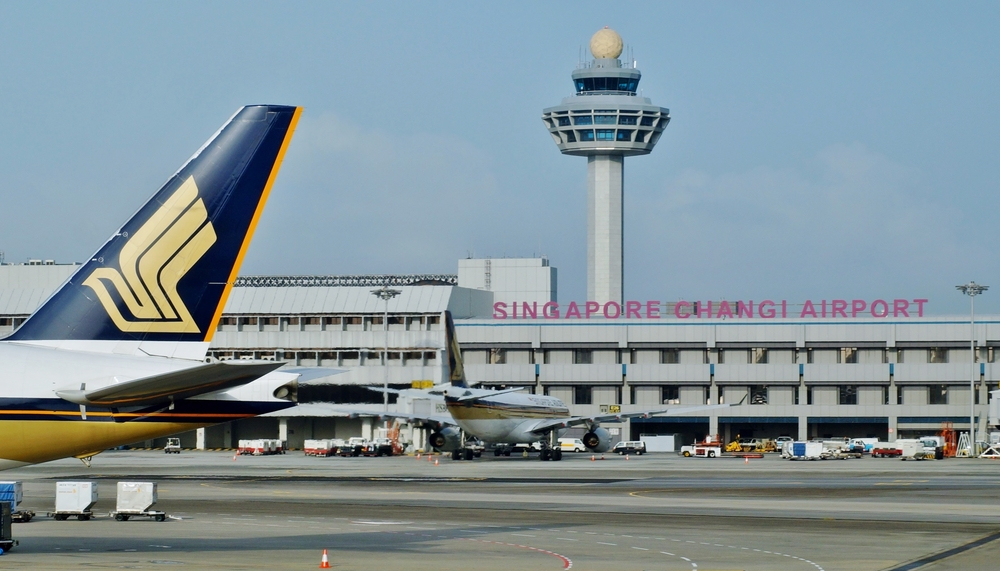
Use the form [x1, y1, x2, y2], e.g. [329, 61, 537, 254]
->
[838, 385, 858, 405]
[618, 116, 637, 125]
[573, 349, 593, 364]
[928, 384, 948, 405]
[616, 130, 632, 141]
[660, 349, 679, 364]
[929, 348, 948, 363]
[574, 385, 592, 405]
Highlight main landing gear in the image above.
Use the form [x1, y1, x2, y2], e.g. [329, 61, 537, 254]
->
[538, 431, 563, 461]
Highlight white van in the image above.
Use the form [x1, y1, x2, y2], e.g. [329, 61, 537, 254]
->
[558, 438, 586, 452]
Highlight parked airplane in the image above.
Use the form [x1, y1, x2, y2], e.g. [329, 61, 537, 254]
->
[0, 105, 310, 471]
[360, 313, 733, 461]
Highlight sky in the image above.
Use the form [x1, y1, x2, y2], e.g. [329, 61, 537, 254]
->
[0, 2, 998, 315]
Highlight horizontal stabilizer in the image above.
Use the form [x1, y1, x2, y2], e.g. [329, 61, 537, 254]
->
[56, 361, 284, 408]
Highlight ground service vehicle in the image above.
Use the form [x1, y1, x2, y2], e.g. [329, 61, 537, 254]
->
[613, 441, 646, 455]
[339, 438, 367, 457]
[164, 438, 181, 454]
[559, 438, 586, 452]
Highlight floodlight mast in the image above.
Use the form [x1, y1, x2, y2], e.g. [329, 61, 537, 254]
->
[956, 281, 988, 455]
[371, 286, 402, 414]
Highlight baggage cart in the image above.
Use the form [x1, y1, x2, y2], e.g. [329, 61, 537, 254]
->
[110, 482, 166, 522]
[48, 481, 98, 521]
[0, 481, 34, 523]
[1, 503, 16, 552]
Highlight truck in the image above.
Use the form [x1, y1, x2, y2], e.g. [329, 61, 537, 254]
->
[164, 438, 181, 454]
[338, 437, 368, 457]
[363, 438, 396, 457]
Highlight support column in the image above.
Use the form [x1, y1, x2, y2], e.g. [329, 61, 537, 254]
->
[196, 428, 206, 450]
[223, 423, 232, 449]
[278, 418, 288, 443]
[587, 154, 624, 305]
[361, 418, 373, 441]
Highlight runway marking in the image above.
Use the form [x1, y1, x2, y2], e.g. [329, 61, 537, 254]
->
[632, 546, 649, 551]
[460, 537, 572, 569]
[512, 533, 537, 537]
[555, 538, 577, 541]
[597, 542, 617, 546]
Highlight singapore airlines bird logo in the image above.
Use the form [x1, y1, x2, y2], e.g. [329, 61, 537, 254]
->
[83, 176, 217, 333]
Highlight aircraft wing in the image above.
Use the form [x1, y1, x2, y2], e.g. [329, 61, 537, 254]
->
[306, 403, 458, 431]
[56, 361, 285, 408]
[526, 403, 734, 435]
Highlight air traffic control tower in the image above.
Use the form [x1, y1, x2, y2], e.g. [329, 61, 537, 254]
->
[543, 28, 670, 305]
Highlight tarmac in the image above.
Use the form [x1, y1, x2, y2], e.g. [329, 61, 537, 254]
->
[2, 450, 999, 570]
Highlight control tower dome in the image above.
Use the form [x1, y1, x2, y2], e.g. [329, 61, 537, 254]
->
[542, 28, 670, 306]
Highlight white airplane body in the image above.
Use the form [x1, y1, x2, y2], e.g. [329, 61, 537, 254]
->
[355, 314, 732, 460]
[0, 105, 310, 470]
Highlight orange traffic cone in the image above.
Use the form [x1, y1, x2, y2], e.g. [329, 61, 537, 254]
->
[427, 454, 432, 462]
[434, 458, 439, 466]
[591, 455, 595, 461]
[626, 454, 630, 461]
[416, 452, 421, 459]
[232, 452, 238, 461]
[319, 548, 331, 568]
[744, 457, 749, 464]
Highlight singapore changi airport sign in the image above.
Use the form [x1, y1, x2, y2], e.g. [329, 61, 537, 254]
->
[492, 299, 930, 320]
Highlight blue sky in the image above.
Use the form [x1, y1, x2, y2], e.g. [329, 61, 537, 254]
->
[0, 2, 997, 315]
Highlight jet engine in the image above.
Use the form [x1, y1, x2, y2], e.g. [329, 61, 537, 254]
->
[582, 427, 612, 452]
[428, 427, 462, 452]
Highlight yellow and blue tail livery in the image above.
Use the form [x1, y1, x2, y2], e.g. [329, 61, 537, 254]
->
[10, 105, 301, 343]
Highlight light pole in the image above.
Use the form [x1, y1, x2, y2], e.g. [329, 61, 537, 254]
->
[956, 281, 988, 455]
[371, 286, 402, 413]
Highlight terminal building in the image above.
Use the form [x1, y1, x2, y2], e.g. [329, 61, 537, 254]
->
[1, 260, 997, 450]
[3, 28, 996, 452]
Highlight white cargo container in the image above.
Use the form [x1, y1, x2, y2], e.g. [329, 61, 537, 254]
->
[639, 434, 677, 453]
[111, 482, 165, 521]
[55, 481, 98, 514]
[787, 441, 823, 460]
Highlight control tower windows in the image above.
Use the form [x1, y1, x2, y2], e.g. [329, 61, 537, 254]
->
[574, 116, 593, 125]
[595, 115, 616, 124]
[596, 130, 614, 141]
[640, 116, 655, 126]
[618, 116, 637, 125]
[558, 116, 571, 126]
[565, 131, 576, 142]
[579, 130, 595, 141]
[616, 130, 632, 141]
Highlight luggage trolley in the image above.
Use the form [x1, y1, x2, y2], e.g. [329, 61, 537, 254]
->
[47, 481, 98, 521]
[109, 482, 166, 522]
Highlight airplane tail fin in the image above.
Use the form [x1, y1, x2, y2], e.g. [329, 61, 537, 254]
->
[444, 311, 469, 388]
[8, 105, 301, 350]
